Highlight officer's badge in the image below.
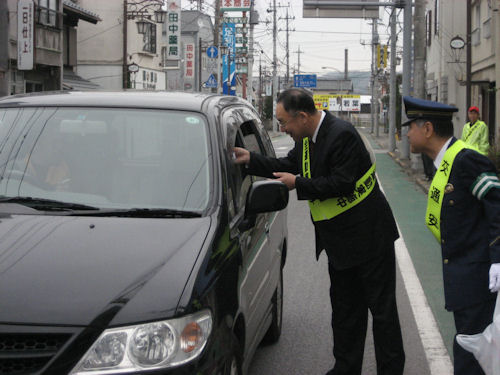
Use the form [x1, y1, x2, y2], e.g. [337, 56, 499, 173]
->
[444, 183, 454, 194]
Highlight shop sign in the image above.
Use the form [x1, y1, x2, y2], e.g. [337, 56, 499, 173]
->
[17, 0, 34, 70]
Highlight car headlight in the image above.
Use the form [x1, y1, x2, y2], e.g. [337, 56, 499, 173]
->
[69, 310, 212, 374]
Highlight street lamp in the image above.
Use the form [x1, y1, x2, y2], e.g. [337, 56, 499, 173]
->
[123, 0, 166, 89]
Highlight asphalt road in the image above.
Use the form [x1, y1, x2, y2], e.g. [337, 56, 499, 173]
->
[248, 133, 431, 375]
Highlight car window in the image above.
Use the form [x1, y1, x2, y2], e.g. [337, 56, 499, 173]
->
[226, 119, 268, 218]
[0, 107, 211, 212]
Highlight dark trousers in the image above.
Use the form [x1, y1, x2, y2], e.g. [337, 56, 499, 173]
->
[327, 244, 405, 375]
[453, 298, 495, 375]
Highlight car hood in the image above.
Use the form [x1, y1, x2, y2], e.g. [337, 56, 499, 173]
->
[0, 213, 211, 326]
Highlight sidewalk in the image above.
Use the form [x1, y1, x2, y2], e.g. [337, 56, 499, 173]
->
[358, 125, 455, 360]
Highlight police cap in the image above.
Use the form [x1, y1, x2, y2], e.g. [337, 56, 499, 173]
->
[401, 96, 458, 126]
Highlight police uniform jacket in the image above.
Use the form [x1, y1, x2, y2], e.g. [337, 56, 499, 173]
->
[440, 138, 500, 311]
[247, 111, 399, 270]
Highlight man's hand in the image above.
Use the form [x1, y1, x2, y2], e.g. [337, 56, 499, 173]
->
[232, 147, 250, 165]
[489, 263, 500, 292]
[273, 172, 296, 190]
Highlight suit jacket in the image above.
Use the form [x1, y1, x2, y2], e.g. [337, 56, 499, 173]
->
[439, 138, 500, 311]
[248, 111, 399, 270]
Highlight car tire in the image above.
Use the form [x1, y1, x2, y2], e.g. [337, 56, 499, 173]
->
[225, 333, 242, 375]
[262, 262, 283, 344]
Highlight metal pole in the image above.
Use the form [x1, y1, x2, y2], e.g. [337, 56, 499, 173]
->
[123, 0, 128, 89]
[400, 0, 412, 159]
[389, 7, 397, 152]
[466, 0, 471, 110]
[0, 0, 8, 97]
[344, 49, 348, 80]
[375, 21, 380, 137]
[217, 44, 222, 94]
[272, 0, 278, 131]
[286, 8, 290, 86]
[370, 21, 376, 134]
[248, 5, 254, 104]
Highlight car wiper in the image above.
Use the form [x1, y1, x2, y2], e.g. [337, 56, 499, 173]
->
[0, 196, 100, 211]
[72, 207, 202, 218]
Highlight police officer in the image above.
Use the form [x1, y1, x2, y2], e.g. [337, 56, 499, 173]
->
[462, 106, 489, 156]
[234, 88, 405, 375]
[403, 96, 500, 375]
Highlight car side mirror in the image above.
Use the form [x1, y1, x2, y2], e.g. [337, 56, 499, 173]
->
[238, 180, 289, 232]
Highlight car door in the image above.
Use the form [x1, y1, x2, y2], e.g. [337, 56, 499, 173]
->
[221, 107, 274, 352]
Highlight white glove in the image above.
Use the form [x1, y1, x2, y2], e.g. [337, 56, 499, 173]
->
[489, 263, 500, 292]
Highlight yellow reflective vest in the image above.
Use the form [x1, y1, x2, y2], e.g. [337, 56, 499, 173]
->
[426, 140, 472, 242]
[461, 120, 489, 156]
[302, 138, 376, 221]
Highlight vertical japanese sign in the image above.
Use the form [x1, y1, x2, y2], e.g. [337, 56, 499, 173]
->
[17, 0, 34, 70]
[166, 0, 181, 60]
[184, 43, 195, 79]
[222, 23, 236, 95]
[221, 0, 252, 12]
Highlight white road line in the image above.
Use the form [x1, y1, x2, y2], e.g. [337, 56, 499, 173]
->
[379, 181, 454, 375]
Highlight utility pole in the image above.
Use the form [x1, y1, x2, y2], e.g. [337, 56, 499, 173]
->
[400, 0, 412, 159]
[214, 0, 221, 94]
[248, 5, 257, 105]
[389, 7, 397, 152]
[466, 0, 472, 110]
[294, 45, 303, 74]
[269, 0, 278, 131]
[370, 20, 378, 134]
[280, 6, 294, 87]
[0, 0, 8, 97]
[374, 21, 380, 137]
[344, 49, 348, 80]
[412, 0, 426, 169]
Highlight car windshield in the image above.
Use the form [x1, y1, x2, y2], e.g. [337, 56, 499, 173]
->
[0, 107, 211, 213]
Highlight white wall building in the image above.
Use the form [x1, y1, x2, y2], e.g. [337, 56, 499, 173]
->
[76, 0, 166, 90]
[425, 0, 467, 138]
[470, 0, 499, 141]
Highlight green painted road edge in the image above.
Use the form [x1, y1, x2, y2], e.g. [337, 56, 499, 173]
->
[365, 137, 455, 358]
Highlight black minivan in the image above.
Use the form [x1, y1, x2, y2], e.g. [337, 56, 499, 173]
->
[0, 91, 288, 375]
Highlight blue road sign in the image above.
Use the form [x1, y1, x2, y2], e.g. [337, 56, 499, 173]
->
[205, 74, 217, 88]
[207, 46, 218, 59]
[294, 74, 317, 88]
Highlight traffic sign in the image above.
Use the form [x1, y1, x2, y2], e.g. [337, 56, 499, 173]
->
[206, 46, 218, 58]
[205, 74, 218, 88]
[294, 74, 317, 88]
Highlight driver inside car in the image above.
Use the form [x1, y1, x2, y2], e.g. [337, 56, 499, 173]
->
[25, 126, 71, 191]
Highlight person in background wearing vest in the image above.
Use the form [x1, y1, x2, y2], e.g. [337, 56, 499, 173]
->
[462, 106, 489, 156]
[233, 88, 405, 375]
[404, 96, 500, 375]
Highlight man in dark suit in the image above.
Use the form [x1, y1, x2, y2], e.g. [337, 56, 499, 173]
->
[233, 88, 405, 375]
[404, 96, 500, 375]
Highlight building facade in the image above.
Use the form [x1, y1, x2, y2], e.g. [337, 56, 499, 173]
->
[76, 0, 166, 90]
[0, 0, 100, 97]
[425, 0, 468, 138]
[470, 0, 499, 141]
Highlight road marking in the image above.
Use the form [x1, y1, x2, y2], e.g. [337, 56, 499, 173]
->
[378, 180, 454, 375]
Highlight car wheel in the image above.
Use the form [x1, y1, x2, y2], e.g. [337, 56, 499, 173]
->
[225, 334, 242, 375]
[262, 262, 283, 344]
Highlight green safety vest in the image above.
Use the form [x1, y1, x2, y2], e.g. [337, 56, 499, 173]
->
[462, 120, 489, 155]
[302, 137, 376, 221]
[426, 140, 471, 242]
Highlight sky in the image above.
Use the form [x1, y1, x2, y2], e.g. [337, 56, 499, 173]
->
[185, 0, 405, 78]
[250, 0, 400, 77]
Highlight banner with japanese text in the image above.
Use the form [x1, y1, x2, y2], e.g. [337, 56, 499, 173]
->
[166, 0, 181, 60]
[17, 0, 34, 70]
[184, 43, 195, 79]
[221, 0, 252, 12]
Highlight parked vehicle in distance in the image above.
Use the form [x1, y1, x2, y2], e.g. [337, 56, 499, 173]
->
[0, 91, 289, 375]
